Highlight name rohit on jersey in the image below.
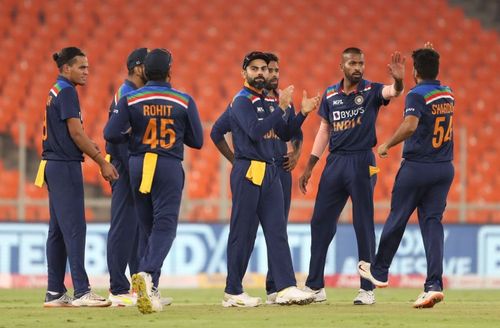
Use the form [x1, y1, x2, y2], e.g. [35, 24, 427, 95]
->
[331, 107, 364, 131]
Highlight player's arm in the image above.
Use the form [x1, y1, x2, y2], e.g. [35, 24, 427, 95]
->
[283, 130, 303, 172]
[299, 118, 330, 194]
[232, 95, 283, 142]
[275, 90, 320, 141]
[210, 108, 234, 163]
[67, 119, 118, 181]
[382, 51, 405, 100]
[183, 97, 204, 149]
[104, 97, 131, 144]
[377, 93, 422, 158]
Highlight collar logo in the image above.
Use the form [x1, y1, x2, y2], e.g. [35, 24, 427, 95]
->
[354, 95, 364, 105]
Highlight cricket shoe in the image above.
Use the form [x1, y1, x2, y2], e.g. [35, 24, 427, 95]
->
[353, 289, 375, 305]
[357, 261, 389, 288]
[266, 292, 277, 305]
[413, 291, 444, 309]
[276, 286, 314, 305]
[222, 292, 262, 307]
[302, 286, 327, 303]
[72, 291, 111, 307]
[43, 292, 74, 308]
[108, 293, 137, 307]
[132, 272, 163, 314]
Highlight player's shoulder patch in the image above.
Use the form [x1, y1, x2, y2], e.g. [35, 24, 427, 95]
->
[49, 80, 72, 97]
[423, 86, 454, 105]
[325, 84, 339, 99]
[126, 87, 190, 109]
[233, 89, 259, 104]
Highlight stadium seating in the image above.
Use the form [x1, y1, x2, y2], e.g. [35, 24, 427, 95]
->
[0, 0, 498, 223]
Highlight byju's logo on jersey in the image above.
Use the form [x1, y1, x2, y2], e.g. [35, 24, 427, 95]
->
[332, 111, 341, 121]
[333, 99, 343, 106]
[354, 95, 364, 105]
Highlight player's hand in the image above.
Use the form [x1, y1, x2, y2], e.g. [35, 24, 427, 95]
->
[387, 51, 405, 82]
[299, 169, 312, 194]
[424, 41, 434, 50]
[100, 162, 119, 181]
[279, 85, 294, 111]
[283, 149, 301, 172]
[377, 143, 389, 158]
[300, 91, 321, 116]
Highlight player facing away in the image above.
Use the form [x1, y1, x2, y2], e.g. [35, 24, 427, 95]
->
[37, 47, 118, 307]
[358, 44, 454, 309]
[221, 51, 319, 307]
[299, 47, 405, 305]
[105, 48, 161, 307]
[210, 52, 310, 305]
[104, 48, 203, 314]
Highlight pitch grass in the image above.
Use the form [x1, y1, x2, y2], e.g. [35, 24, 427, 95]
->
[1, 288, 499, 328]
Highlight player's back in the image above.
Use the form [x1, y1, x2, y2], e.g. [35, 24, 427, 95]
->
[403, 81, 454, 162]
[125, 82, 202, 160]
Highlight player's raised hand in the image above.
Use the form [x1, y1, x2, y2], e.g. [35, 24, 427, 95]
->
[299, 168, 312, 194]
[300, 91, 321, 115]
[424, 41, 434, 50]
[279, 85, 294, 111]
[377, 143, 389, 158]
[387, 51, 405, 81]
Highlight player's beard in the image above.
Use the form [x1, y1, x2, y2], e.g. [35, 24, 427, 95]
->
[346, 71, 363, 84]
[248, 76, 266, 89]
[266, 77, 278, 91]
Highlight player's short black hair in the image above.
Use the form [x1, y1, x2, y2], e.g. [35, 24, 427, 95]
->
[52, 47, 85, 71]
[265, 52, 279, 63]
[342, 47, 363, 56]
[412, 48, 440, 80]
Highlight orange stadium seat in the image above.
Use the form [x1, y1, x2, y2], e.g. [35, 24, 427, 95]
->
[0, 0, 498, 223]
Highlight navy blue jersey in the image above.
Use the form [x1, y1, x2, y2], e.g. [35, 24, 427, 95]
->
[229, 87, 304, 163]
[42, 76, 84, 161]
[318, 79, 389, 152]
[403, 80, 454, 162]
[105, 80, 138, 164]
[104, 81, 203, 159]
[211, 101, 303, 166]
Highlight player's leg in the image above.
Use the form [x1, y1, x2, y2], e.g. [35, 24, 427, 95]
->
[266, 168, 292, 297]
[45, 161, 90, 297]
[368, 161, 422, 283]
[107, 159, 138, 296]
[349, 152, 377, 299]
[306, 155, 348, 290]
[225, 160, 260, 295]
[417, 162, 454, 293]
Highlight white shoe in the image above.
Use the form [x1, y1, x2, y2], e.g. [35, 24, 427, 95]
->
[357, 261, 389, 288]
[276, 286, 314, 305]
[150, 288, 164, 312]
[132, 272, 159, 314]
[222, 292, 262, 307]
[266, 292, 277, 305]
[413, 291, 444, 309]
[302, 286, 327, 302]
[43, 292, 74, 308]
[71, 291, 111, 307]
[108, 293, 137, 307]
[353, 289, 375, 305]
[160, 296, 173, 306]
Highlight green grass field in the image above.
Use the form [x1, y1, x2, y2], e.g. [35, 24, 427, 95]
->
[1, 288, 499, 328]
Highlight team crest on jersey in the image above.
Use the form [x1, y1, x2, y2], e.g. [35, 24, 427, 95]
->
[332, 111, 341, 121]
[354, 95, 364, 105]
[269, 106, 275, 113]
[257, 107, 264, 113]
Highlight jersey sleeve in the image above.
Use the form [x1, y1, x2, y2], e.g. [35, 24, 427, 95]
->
[404, 92, 425, 118]
[317, 91, 329, 121]
[373, 82, 390, 107]
[58, 87, 81, 120]
[183, 96, 204, 149]
[231, 96, 282, 142]
[104, 96, 131, 143]
[210, 106, 231, 144]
